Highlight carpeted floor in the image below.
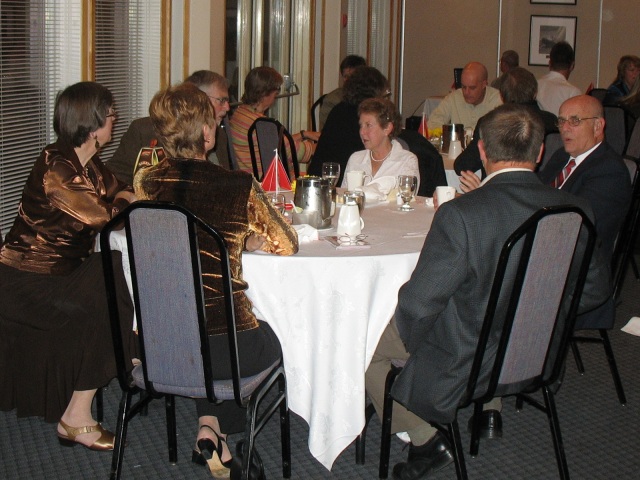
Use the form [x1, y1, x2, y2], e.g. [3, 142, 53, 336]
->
[2, 270, 639, 479]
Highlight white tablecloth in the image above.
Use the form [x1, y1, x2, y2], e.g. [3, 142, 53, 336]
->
[243, 199, 434, 469]
[98, 198, 435, 470]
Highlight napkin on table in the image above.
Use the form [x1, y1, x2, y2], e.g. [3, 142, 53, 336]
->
[293, 224, 319, 243]
[360, 176, 397, 202]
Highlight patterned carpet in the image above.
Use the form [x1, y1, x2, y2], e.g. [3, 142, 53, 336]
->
[2, 270, 639, 479]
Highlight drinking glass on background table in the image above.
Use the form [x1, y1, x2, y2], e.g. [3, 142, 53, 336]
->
[321, 162, 341, 188]
[397, 175, 418, 211]
[268, 192, 286, 214]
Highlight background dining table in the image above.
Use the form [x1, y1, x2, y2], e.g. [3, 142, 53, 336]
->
[242, 193, 435, 469]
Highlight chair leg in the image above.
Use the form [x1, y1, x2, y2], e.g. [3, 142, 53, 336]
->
[599, 329, 627, 405]
[95, 387, 104, 422]
[379, 366, 401, 479]
[447, 421, 469, 480]
[469, 401, 483, 457]
[110, 390, 133, 480]
[542, 387, 570, 480]
[355, 403, 376, 465]
[165, 395, 177, 464]
[569, 340, 585, 374]
[278, 373, 291, 478]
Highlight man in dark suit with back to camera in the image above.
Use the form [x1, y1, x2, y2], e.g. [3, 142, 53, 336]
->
[538, 94, 631, 331]
[365, 103, 611, 480]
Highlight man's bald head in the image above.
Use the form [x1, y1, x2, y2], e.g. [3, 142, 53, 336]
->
[461, 62, 489, 105]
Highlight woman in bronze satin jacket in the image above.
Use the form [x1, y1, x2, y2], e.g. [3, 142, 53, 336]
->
[0, 82, 136, 451]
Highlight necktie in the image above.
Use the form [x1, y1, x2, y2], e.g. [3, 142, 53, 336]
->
[552, 158, 576, 188]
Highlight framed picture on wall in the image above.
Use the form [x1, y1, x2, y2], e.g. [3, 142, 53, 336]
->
[528, 15, 577, 66]
[530, 0, 576, 4]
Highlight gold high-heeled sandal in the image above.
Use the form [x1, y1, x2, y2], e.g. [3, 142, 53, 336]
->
[57, 419, 115, 451]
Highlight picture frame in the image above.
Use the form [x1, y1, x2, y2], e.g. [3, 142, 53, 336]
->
[528, 15, 577, 66]
[530, 0, 576, 4]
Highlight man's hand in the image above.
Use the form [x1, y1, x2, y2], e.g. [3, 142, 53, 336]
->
[459, 171, 481, 193]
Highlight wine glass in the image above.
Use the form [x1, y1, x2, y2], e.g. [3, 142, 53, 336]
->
[397, 175, 418, 211]
[269, 193, 286, 214]
[321, 162, 341, 188]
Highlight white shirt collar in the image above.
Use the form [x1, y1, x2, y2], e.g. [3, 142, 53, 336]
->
[480, 167, 532, 186]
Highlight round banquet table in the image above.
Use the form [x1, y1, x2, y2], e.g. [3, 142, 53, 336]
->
[242, 195, 435, 469]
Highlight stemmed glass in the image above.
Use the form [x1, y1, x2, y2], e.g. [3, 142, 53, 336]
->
[321, 162, 341, 188]
[397, 175, 418, 211]
[268, 193, 286, 214]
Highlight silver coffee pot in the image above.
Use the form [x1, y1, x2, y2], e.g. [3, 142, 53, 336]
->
[293, 176, 333, 229]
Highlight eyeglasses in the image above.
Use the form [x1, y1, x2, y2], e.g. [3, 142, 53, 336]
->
[555, 116, 599, 128]
[106, 109, 117, 119]
[208, 95, 230, 105]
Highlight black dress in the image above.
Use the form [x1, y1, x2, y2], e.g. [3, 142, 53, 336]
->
[307, 102, 363, 186]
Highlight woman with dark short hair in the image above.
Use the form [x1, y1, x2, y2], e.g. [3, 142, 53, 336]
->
[0, 82, 137, 450]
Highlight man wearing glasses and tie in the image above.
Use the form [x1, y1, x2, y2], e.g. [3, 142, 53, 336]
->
[538, 94, 631, 330]
[107, 70, 233, 185]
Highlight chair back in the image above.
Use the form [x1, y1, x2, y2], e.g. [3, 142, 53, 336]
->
[397, 129, 447, 197]
[221, 116, 239, 170]
[462, 206, 596, 406]
[610, 156, 640, 299]
[604, 105, 628, 156]
[624, 119, 640, 161]
[247, 117, 300, 181]
[540, 132, 563, 171]
[101, 202, 241, 404]
[311, 93, 327, 132]
[588, 88, 608, 103]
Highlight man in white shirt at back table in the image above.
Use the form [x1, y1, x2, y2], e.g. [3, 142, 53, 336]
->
[537, 41, 582, 116]
[428, 61, 502, 131]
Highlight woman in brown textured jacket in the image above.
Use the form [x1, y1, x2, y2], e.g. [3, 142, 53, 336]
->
[135, 82, 298, 478]
[0, 82, 136, 450]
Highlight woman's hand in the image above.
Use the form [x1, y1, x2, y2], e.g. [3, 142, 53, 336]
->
[459, 171, 481, 193]
[245, 234, 266, 252]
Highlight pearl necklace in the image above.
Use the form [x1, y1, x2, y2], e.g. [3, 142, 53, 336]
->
[370, 148, 392, 163]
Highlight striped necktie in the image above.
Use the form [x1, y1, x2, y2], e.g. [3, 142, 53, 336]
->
[552, 158, 576, 188]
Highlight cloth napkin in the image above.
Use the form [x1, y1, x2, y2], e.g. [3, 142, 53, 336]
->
[360, 176, 397, 202]
[293, 224, 319, 243]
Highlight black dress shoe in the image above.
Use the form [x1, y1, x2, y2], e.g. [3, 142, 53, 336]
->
[467, 409, 502, 439]
[392, 431, 454, 480]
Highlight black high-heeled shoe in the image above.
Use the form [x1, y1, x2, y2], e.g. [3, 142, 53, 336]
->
[192, 426, 234, 479]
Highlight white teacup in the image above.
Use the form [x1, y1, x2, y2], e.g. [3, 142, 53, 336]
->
[337, 203, 365, 236]
[346, 170, 371, 191]
[435, 186, 457, 205]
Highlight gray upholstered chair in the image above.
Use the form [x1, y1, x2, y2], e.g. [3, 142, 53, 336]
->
[604, 105, 629, 156]
[376, 206, 597, 480]
[247, 117, 299, 181]
[540, 132, 563, 172]
[101, 202, 291, 480]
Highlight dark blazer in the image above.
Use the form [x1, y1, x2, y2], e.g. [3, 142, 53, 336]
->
[306, 102, 362, 185]
[537, 141, 631, 260]
[107, 117, 232, 185]
[390, 171, 610, 424]
[454, 103, 558, 178]
[397, 129, 447, 197]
